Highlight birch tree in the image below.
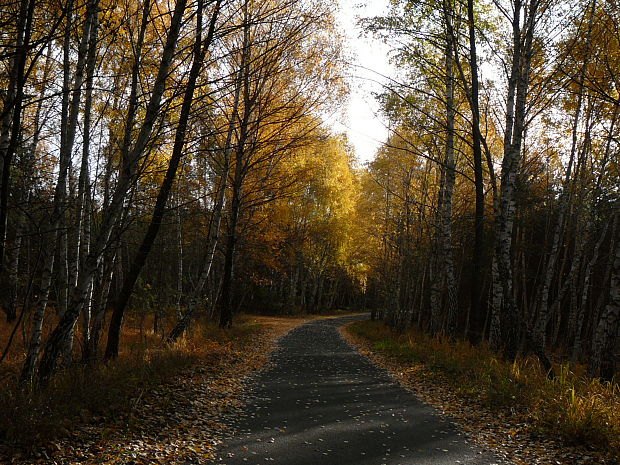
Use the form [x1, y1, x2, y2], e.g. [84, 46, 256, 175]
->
[37, 0, 192, 382]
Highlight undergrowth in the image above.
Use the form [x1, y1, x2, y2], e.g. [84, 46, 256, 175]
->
[0, 315, 262, 449]
[348, 320, 620, 455]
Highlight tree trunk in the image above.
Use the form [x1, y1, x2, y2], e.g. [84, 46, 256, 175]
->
[175, 194, 183, 319]
[84, 248, 116, 362]
[220, 1, 251, 328]
[466, 0, 485, 340]
[441, 19, 458, 338]
[489, 256, 503, 349]
[571, 222, 608, 363]
[589, 235, 620, 380]
[430, 149, 446, 334]
[38, 0, 190, 381]
[494, 0, 539, 362]
[219, 169, 242, 328]
[0, 0, 35, 271]
[104, 0, 221, 360]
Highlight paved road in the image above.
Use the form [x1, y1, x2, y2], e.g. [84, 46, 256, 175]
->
[214, 315, 504, 465]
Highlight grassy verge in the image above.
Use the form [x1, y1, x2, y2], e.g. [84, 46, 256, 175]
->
[346, 320, 620, 458]
[0, 315, 263, 449]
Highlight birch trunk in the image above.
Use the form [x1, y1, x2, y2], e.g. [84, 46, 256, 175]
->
[0, 0, 35, 270]
[84, 246, 116, 361]
[589, 233, 620, 380]
[441, 23, 458, 338]
[220, 0, 251, 328]
[5, 196, 24, 322]
[71, 0, 99, 296]
[175, 194, 183, 319]
[104, 0, 221, 359]
[494, 0, 540, 361]
[489, 257, 503, 349]
[571, 222, 608, 363]
[532, 0, 596, 366]
[38, 0, 190, 381]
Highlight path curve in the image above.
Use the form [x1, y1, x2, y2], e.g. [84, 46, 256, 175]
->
[213, 315, 506, 465]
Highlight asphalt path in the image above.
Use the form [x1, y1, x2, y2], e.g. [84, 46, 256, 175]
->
[213, 315, 505, 465]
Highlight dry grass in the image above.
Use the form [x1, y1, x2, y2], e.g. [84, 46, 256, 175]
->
[0, 312, 267, 449]
[0, 310, 353, 453]
[346, 320, 620, 457]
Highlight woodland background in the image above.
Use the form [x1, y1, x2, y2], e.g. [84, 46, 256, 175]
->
[0, 0, 618, 399]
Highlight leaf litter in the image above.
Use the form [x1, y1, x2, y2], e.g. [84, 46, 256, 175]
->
[1, 316, 310, 465]
[341, 325, 618, 465]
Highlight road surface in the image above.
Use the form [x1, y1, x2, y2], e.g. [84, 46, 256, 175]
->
[213, 315, 504, 465]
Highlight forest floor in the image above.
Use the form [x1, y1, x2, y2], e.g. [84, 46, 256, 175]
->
[0, 313, 326, 464]
[3, 313, 616, 464]
[342, 320, 619, 465]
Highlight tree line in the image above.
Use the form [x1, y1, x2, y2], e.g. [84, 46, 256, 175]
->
[2, 0, 617, 388]
[0, 0, 361, 385]
[359, 0, 619, 380]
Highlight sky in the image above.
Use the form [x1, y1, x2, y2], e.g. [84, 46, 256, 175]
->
[331, 0, 395, 164]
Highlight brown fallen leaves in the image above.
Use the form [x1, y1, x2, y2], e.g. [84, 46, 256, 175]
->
[341, 324, 618, 465]
[1, 315, 310, 465]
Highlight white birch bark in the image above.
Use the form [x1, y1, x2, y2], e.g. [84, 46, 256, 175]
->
[441, 17, 458, 337]
[37, 0, 190, 381]
[532, 0, 597, 360]
[175, 193, 183, 319]
[489, 257, 503, 349]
